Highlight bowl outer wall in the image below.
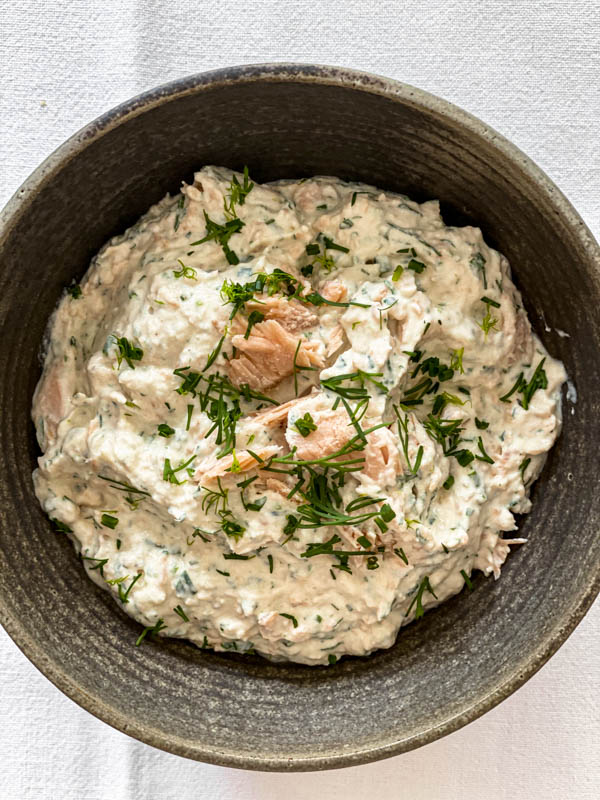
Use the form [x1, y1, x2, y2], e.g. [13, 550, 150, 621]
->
[0, 64, 599, 771]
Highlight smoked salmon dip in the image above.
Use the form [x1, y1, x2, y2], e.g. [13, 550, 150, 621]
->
[32, 167, 566, 664]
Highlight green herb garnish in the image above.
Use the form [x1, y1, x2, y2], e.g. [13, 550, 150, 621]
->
[520, 359, 548, 409]
[173, 195, 185, 231]
[82, 556, 109, 577]
[481, 295, 500, 308]
[450, 347, 464, 374]
[98, 475, 150, 497]
[422, 414, 474, 467]
[499, 359, 547, 409]
[223, 166, 254, 220]
[114, 336, 143, 369]
[191, 211, 244, 265]
[244, 310, 265, 339]
[162, 455, 196, 485]
[499, 372, 525, 403]
[135, 618, 167, 646]
[477, 298, 498, 338]
[294, 412, 317, 438]
[101, 513, 118, 529]
[407, 258, 425, 273]
[321, 370, 387, 400]
[406, 576, 437, 619]
[351, 191, 370, 206]
[519, 456, 531, 483]
[118, 572, 141, 604]
[173, 604, 189, 622]
[302, 290, 369, 309]
[475, 436, 494, 464]
[470, 252, 487, 288]
[67, 284, 82, 299]
[173, 259, 197, 280]
[460, 569, 474, 592]
[51, 518, 73, 534]
[279, 613, 298, 628]
[394, 407, 423, 475]
[431, 392, 466, 416]
[221, 518, 245, 541]
[322, 236, 349, 253]
[223, 553, 255, 560]
[158, 423, 175, 438]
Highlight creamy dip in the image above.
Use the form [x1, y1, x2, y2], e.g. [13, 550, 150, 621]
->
[32, 166, 566, 665]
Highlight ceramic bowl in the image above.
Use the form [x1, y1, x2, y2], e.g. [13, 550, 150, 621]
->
[0, 64, 598, 770]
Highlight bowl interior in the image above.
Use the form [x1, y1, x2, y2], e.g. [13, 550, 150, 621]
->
[0, 66, 599, 770]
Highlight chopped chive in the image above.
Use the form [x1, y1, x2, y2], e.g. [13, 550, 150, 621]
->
[460, 569, 474, 592]
[158, 423, 175, 437]
[118, 572, 142, 604]
[67, 284, 82, 299]
[475, 436, 494, 464]
[481, 295, 500, 308]
[135, 618, 166, 646]
[406, 576, 437, 619]
[51, 518, 73, 534]
[519, 456, 531, 483]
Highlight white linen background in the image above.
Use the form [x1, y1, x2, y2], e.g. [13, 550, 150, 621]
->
[1, 1, 598, 797]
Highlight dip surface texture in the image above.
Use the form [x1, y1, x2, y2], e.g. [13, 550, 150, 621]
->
[32, 167, 566, 664]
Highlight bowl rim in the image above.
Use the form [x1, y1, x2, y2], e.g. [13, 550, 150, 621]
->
[1, 62, 599, 771]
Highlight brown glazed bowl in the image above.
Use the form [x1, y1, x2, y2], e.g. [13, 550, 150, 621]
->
[0, 64, 598, 771]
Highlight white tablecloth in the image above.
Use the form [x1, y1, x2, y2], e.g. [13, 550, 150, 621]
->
[1, 1, 598, 797]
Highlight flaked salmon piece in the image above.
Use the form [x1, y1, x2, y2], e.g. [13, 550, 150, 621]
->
[326, 324, 346, 358]
[33, 363, 71, 448]
[321, 280, 348, 303]
[292, 181, 337, 213]
[476, 532, 527, 579]
[506, 307, 533, 366]
[195, 445, 281, 481]
[187, 174, 224, 209]
[227, 320, 324, 391]
[248, 392, 316, 428]
[361, 427, 400, 488]
[229, 296, 318, 337]
[286, 401, 354, 462]
[254, 476, 299, 501]
[285, 392, 399, 482]
[263, 477, 292, 496]
[247, 295, 318, 333]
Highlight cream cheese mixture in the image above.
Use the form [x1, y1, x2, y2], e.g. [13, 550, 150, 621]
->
[32, 166, 566, 664]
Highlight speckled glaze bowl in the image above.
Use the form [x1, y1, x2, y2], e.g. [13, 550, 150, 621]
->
[0, 64, 598, 771]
